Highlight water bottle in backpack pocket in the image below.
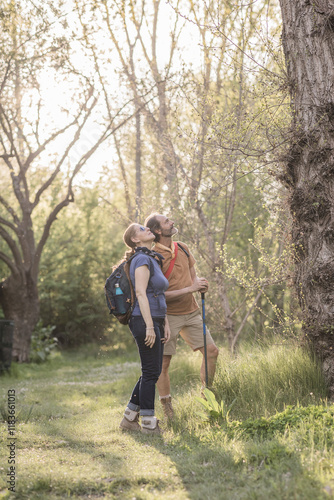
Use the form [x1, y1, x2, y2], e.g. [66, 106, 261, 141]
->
[105, 256, 137, 324]
[114, 283, 126, 314]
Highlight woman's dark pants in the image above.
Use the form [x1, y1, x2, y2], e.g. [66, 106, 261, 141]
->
[127, 316, 164, 416]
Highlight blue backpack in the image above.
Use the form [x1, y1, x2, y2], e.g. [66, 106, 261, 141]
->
[105, 248, 158, 324]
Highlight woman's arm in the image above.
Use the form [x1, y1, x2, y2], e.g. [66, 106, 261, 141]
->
[135, 265, 156, 347]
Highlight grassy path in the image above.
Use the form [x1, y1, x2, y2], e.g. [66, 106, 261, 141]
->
[0, 348, 199, 499]
[1, 344, 334, 499]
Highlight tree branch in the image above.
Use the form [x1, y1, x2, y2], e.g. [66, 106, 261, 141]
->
[32, 108, 137, 275]
[31, 94, 97, 210]
[231, 290, 263, 353]
[32, 196, 73, 278]
[0, 58, 13, 96]
[75, 0, 114, 123]
[114, 133, 132, 218]
[0, 102, 24, 171]
[0, 216, 18, 234]
[0, 225, 22, 267]
[0, 251, 18, 276]
[0, 195, 20, 225]
[24, 97, 94, 176]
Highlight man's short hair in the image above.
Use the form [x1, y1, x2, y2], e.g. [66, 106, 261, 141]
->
[144, 213, 162, 242]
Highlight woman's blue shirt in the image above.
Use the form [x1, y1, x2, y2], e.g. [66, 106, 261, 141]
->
[130, 253, 169, 318]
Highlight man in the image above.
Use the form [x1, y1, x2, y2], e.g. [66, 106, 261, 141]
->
[144, 213, 219, 419]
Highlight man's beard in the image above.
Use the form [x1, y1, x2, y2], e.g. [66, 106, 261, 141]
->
[161, 227, 178, 237]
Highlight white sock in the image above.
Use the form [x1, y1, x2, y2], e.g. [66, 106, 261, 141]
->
[124, 408, 139, 421]
[159, 394, 171, 400]
[141, 416, 157, 429]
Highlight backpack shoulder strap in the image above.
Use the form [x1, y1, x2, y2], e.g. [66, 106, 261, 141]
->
[164, 242, 178, 279]
[177, 242, 190, 258]
[129, 251, 155, 276]
[123, 259, 136, 307]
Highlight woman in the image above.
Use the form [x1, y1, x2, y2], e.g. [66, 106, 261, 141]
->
[120, 223, 170, 435]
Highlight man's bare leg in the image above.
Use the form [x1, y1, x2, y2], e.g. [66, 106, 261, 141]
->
[157, 355, 174, 419]
[199, 344, 219, 388]
[157, 354, 172, 396]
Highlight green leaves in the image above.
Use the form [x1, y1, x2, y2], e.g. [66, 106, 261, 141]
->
[196, 391, 334, 445]
[195, 388, 237, 423]
[30, 321, 58, 363]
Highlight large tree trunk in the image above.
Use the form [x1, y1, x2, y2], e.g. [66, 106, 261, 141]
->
[279, 0, 334, 395]
[0, 274, 39, 362]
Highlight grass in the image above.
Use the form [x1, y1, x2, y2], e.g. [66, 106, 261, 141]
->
[0, 339, 334, 499]
[214, 340, 328, 419]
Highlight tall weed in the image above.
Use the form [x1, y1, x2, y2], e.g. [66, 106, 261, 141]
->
[212, 342, 327, 420]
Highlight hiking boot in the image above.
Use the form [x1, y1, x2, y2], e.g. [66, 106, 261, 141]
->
[119, 408, 141, 432]
[141, 416, 163, 435]
[160, 396, 174, 420]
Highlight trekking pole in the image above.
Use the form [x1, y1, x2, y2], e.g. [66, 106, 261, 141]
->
[201, 292, 209, 388]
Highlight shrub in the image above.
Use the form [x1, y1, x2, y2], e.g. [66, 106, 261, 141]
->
[196, 389, 334, 445]
[30, 321, 58, 363]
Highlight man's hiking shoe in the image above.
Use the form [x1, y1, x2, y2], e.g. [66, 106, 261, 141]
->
[141, 416, 163, 435]
[119, 408, 141, 432]
[160, 396, 174, 420]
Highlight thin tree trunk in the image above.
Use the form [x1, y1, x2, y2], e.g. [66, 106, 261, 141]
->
[279, 0, 334, 395]
[135, 109, 141, 221]
[114, 134, 133, 219]
[231, 290, 263, 353]
[215, 272, 235, 347]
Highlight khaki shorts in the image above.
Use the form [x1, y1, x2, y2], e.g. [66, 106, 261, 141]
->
[164, 310, 215, 356]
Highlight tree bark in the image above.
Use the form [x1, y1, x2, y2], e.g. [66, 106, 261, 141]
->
[279, 0, 334, 395]
[0, 274, 39, 362]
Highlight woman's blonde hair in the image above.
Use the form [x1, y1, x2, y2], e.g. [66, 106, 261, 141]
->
[123, 223, 139, 260]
